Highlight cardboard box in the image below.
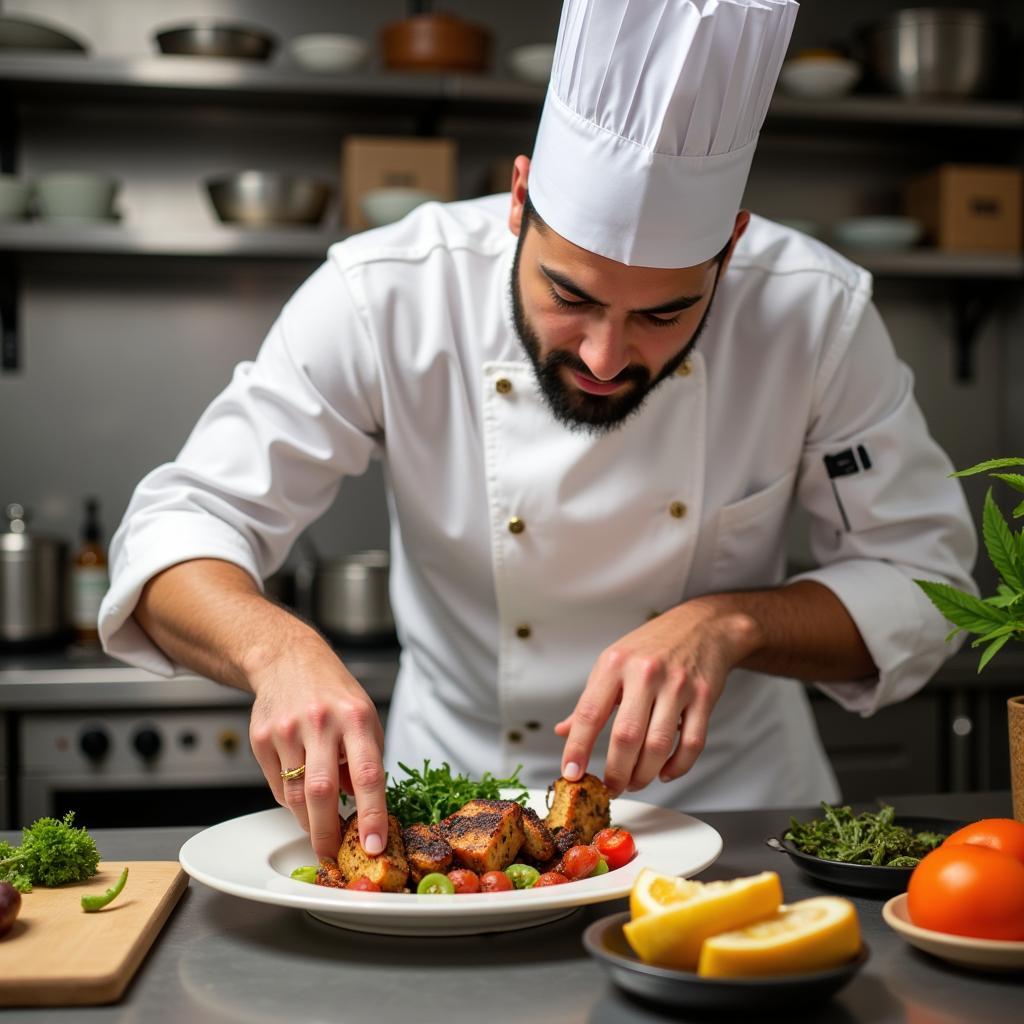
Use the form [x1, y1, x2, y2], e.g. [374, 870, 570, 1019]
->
[341, 136, 456, 231]
[905, 164, 1022, 252]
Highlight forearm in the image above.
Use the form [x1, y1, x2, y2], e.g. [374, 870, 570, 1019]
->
[134, 558, 324, 693]
[690, 579, 877, 682]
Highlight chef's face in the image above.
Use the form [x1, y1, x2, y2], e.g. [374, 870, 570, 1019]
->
[510, 184, 745, 434]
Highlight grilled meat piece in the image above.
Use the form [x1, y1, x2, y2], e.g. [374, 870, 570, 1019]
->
[315, 856, 346, 889]
[441, 798, 526, 873]
[520, 806, 556, 862]
[402, 822, 454, 884]
[336, 812, 409, 892]
[544, 774, 611, 843]
[535, 826, 582, 872]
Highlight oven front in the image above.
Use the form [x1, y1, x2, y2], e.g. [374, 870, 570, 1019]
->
[17, 708, 277, 828]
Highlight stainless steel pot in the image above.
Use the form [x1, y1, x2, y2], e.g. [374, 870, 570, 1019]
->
[311, 550, 395, 643]
[206, 172, 332, 227]
[154, 23, 276, 60]
[0, 503, 68, 645]
[862, 8, 995, 99]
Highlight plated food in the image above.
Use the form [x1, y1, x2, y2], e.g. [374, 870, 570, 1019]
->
[303, 767, 628, 895]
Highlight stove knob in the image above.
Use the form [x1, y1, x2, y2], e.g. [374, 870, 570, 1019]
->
[133, 727, 162, 762]
[79, 728, 110, 763]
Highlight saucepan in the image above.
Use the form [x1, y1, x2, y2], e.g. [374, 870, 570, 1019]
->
[308, 550, 396, 644]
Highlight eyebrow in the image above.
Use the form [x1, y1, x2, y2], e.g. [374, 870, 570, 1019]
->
[539, 263, 704, 315]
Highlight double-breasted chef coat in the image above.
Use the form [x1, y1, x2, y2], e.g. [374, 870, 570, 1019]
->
[99, 193, 977, 811]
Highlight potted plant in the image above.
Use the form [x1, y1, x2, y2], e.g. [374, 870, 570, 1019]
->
[916, 458, 1024, 671]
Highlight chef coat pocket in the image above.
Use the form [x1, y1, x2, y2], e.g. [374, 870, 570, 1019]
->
[710, 469, 797, 590]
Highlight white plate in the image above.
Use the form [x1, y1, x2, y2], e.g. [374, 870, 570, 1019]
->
[179, 790, 723, 936]
[883, 893, 1024, 972]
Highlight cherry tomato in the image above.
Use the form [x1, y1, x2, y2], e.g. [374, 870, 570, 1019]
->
[417, 872, 456, 895]
[534, 871, 569, 887]
[943, 818, 1024, 865]
[480, 870, 514, 893]
[593, 828, 637, 870]
[561, 844, 601, 880]
[346, 876, 381, 892]
[907, 844, 1024, 940]
[447, 869, 481, 894]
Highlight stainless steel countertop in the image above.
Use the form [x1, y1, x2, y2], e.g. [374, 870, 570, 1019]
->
[1, 791, 1016, 1023]
[0, 645, 400, 709]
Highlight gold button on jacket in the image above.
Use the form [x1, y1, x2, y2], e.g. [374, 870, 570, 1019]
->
[508, 516, 525, 534]
[495, 378, 513, 394]
[669, 501, 687, 519]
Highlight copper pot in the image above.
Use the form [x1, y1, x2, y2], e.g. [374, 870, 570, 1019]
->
[380, 13, 490, 73]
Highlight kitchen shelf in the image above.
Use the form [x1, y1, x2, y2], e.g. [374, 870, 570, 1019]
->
[0, 221, 347, 259]
[0, 54, 1021, 131]
[835, 249, 1024, 280]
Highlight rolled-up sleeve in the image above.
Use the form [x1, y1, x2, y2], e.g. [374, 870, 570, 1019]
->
[790, 300, 978, 716]
[99, 254, 383, 675]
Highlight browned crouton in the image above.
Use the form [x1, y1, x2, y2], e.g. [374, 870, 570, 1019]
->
[402, 822, 453, 884]
[336, 812, 409, 892]
[441, 798, 525, 873]
[315, 856, 346, 888]
[544, 774, 611, 843]
[535, 826, 582, 872]
[520, 806, 555, 863]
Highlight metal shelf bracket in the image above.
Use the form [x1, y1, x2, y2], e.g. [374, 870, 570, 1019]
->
[952, 280, 1001, 384]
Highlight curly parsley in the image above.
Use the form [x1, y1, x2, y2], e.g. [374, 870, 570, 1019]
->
[383, 761, 530, 826]
[0, 811, 100, 893]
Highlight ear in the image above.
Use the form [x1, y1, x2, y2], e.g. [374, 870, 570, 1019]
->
[508, 155, 531, 237]
[719, 210, 751, 275]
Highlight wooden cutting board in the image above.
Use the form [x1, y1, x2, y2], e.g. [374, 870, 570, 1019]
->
[0, 861, 188, 1007]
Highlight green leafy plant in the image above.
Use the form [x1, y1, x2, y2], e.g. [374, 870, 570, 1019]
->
[915, 457, 1024, 672]
[0, 811, 100, 893]
[383, 760, 529, 826]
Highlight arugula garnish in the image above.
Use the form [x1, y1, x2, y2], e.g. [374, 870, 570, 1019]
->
[383, 760, 529, 826]
[784, 802, 945, 868]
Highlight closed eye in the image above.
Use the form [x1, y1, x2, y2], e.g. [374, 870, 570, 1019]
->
[548, 286, 589, 310]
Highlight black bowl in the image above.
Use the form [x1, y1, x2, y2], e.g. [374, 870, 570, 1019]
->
[765, 815, 967, 895]
[583, 911, 869, 1012]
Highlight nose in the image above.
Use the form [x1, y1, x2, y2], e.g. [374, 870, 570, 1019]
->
[578, 321, 630, 381]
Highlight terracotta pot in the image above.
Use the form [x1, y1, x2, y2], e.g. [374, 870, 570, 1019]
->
[380, 13, 490, 73]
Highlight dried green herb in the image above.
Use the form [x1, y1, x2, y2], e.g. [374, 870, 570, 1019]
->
[784, 803, 945, 868]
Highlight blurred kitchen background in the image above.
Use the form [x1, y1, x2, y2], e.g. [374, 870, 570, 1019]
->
[1, 0, 1023, 828]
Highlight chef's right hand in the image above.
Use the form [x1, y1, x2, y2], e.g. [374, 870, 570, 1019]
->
[247, 635, 388, 861]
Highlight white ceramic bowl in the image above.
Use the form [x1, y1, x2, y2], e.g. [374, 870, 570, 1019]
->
[287, 33, 368, 74]
[360, 187, 439, 228]
[35, 171, 118, 220]
[0, 174, 31, 219]
[779, 57, 861, 99]
[833, 216, 923, 250]
[507, 43, 555, 85]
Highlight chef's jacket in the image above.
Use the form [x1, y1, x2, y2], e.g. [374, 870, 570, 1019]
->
[99, 194, 977, 811]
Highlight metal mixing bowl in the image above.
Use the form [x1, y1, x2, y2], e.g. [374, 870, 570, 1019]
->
[862, 8, 995, 99]
[206, 172, 331, 226]
[155, 22, 276, 60]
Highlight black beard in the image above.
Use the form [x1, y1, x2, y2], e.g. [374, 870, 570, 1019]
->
[509, 227, 720, 435]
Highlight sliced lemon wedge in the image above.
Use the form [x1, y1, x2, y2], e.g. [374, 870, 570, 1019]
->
[697, 896, 861, 978]
[623, 870, 782, 971]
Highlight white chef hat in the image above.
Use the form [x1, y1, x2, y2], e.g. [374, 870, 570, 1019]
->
[529, 0, 799, 268]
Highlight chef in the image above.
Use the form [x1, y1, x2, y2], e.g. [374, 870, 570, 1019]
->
[99, 0, 976, 861]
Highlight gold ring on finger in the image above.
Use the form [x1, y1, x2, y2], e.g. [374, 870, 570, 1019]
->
[280, 763, 306, 781]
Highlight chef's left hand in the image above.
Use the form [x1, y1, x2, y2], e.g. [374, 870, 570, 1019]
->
[555, 597, 761, 796]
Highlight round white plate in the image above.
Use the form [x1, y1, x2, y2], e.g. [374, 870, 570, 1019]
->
[883, 893, 1024, 972]
[179, 790, 723, 936]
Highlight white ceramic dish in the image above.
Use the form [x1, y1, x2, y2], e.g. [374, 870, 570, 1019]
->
[833, 216, 923, 250]
[361, 186, 439, 227]
[883, 893, 1024, 972]
[507, 43, 555, 85]
[288, 33, 368, 74]
[179, 790, 723, 937]
[35, 171, 118, 220]
[0, 175, 31, 219]
[779, 57, 861, 99]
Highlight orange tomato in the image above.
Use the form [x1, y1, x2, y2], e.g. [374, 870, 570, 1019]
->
[942, 818, 1024, 865]
[907, 844, 1024, 940]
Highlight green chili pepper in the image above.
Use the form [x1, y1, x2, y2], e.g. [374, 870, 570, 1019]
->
[290, 865, 318, 884]
[81, 865, 128, 912]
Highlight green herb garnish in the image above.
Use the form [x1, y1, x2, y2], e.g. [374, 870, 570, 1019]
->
[784, 803, 945, 868]
[384, 760, 529, 826]
[0, 811, 100, 893]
